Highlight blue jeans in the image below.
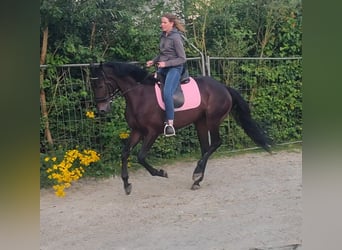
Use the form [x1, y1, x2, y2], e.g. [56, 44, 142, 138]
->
[158, 65, 183, 121]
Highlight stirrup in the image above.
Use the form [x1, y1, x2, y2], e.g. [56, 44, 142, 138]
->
[164, 124, 176, 137]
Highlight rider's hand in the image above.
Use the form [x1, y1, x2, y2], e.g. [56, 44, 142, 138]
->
[146, 60, 154, 67]
[157, 61, 166, 68]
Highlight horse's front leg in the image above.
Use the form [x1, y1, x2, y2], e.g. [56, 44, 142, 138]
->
[121, 131, 141, 195]
[137, 133, 168, 178]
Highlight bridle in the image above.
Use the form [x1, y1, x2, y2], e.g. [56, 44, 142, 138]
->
[90, 71, 120, 104]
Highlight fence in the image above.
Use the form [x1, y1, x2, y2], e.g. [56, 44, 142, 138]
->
[206, 57, 302, 151]
[40, 57, 302, 168]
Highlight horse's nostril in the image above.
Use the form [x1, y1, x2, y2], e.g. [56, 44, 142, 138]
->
[97, 109, 106, 116]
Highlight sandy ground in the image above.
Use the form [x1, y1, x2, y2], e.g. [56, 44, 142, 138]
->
[40, 149, 302, 250]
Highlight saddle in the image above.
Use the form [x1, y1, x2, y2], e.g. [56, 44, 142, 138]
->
[156, 66, 190, 108]
[154, 76, 201, 112]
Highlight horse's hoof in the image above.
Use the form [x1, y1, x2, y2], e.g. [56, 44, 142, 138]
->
[192, 172, 203, 181]
[159, 169, 168, 178]
[124, 183, 132, 195]
[191, 183, 201, 190]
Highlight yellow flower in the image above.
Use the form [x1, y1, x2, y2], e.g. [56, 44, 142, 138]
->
[44, 157, 50, 162]
[119, 132, 130, 139]
[55, 188, 65, 197]
[46, 148, 100, 197]
[86, 111, 95, 119]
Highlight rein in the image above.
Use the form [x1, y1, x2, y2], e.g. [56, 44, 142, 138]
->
[121, 84, 143, 96]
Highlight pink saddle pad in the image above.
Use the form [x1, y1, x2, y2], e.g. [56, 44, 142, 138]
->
[155, 77, 201, 112]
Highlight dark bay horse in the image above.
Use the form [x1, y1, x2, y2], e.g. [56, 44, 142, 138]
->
[90, 62, 271, 195]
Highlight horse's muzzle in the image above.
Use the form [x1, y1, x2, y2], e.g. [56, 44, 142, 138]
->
[97, 102, 111, 114]
[99, 109, 107, 116]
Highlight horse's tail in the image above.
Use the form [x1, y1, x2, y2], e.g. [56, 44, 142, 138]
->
[227, 87, 272, 153]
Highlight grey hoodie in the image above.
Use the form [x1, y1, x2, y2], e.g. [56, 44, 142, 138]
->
[153, 28, 186, 67]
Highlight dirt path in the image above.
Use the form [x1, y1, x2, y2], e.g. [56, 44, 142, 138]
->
[40, 150, 302, 250]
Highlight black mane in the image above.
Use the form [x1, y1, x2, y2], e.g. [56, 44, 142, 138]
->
[104, 62, 156, 85]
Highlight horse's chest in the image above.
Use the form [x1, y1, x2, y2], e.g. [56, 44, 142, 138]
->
[125, 109, 137, 126]
[125, 109, 144, 128]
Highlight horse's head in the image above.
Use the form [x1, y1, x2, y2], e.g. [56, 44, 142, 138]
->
[90, 63, 119, 115]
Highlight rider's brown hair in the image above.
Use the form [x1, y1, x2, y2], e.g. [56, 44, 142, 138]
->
[162, 13, 186, 33]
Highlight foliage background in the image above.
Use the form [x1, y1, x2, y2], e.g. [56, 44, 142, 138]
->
[40, 0, 302, 188]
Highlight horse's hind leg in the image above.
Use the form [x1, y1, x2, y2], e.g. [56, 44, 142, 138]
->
[192, 120, 210, 183]
[192, 122, 221, 190]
